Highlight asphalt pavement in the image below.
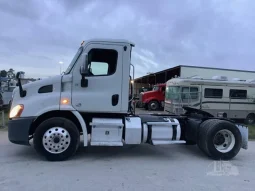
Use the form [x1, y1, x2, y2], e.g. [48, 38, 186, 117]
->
[0, 109, 254, 191]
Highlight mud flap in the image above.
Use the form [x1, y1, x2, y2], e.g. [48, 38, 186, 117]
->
[236, 124, 248, 150]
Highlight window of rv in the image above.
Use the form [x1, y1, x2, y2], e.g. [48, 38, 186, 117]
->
[229, 89, 247, 99]
[165, 86, 180, 100]
[181, 87, 199, 100]
[204, 88, 223, 98]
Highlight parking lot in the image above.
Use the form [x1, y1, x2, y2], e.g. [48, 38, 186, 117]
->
[0, 109, 254, 191]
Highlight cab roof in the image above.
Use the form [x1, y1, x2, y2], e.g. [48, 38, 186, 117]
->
[81, 38, 135, 47]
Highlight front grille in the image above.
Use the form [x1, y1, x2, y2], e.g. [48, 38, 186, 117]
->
[139, 93, 143, 102]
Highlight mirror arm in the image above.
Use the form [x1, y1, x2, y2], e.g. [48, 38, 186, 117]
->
[80, 74, 88, 88]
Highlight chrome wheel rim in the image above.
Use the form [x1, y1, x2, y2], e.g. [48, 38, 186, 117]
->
[150, 102, 157, 110]
[213, 129, 235, 153]
[42, 127, 71, 154]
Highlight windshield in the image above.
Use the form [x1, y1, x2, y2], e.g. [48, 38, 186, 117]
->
[165, 86, 180, 100]
[64, 47, 83, 74]
[153, 86, 159, 91]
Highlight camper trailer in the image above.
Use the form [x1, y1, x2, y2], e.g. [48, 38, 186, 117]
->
[164, 76, 255, 124]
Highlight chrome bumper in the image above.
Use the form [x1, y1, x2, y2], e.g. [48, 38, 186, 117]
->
[236, 124, 248, 150]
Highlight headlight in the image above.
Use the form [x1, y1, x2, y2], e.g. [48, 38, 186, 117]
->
[9, 104, 24, 118]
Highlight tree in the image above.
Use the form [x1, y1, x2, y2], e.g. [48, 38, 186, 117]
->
[0, 70, 7, 77]
[7, 68, 15, 79]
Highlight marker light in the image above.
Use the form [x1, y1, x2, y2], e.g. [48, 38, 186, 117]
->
[9, 104, 24, 118]
[61, 98, 69, 104]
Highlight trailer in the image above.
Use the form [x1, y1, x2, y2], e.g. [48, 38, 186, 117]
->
[8, 39, 248, 161]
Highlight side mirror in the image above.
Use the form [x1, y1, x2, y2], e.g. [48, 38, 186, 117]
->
[79, 53, 88, 75]
[16, 71, 25, 80]
[80, 65, 86, 75]
[80, 53, 88, 88]
[15, 71, 26, 97]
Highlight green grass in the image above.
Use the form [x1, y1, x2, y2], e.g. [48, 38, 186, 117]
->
[248, 125, 255, 140]
[0, 110, 9, 130]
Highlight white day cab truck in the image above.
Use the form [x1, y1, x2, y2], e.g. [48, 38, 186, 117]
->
[8, 39, 248, 161]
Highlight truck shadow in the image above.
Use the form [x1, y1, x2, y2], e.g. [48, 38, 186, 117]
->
[10, 142, 210, 162]
[72, 142, 210, 161]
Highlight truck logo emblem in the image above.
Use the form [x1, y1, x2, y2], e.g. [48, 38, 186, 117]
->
[76, 103, 81, 107]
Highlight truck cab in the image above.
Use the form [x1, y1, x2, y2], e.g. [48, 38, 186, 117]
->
[7, 39, 248, 161]
[139, 83, 166, 110]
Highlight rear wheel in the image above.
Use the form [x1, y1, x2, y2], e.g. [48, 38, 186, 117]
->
[33, 117, 80, 161]
[245, 113, 255, 125]
[198, 119, 242, 160]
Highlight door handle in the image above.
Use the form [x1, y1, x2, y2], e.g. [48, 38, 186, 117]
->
[112, 94, 119, 106]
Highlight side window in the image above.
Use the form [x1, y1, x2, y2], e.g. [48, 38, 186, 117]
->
[190, 87, 199, 99]
[161, 86, 166, 95]
[229, 89, 247, 99]
[181, 87, 199, 99]
[204, 88, 223, 98]
[90, 62, 108, 75]
[181, 87, 190, 99]
[87, 48, 118, 76]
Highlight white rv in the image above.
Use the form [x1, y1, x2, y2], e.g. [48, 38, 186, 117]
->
[164, 76, 255, 124]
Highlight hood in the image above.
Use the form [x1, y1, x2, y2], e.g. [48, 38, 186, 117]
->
[142, 90, 157, 95]
[141, 90, 158, 101]
[22, 75, 62, 89]
[13, 75, 62, 98]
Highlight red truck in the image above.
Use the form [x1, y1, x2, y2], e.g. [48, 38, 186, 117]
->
[138, 83, 166, 111]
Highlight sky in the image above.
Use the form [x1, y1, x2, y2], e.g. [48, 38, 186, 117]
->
[0, 0, 255, 78]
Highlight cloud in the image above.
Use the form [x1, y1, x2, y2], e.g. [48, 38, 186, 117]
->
[1, 0, 255, 79]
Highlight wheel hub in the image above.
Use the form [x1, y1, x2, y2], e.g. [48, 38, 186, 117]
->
[53, 137, 60, 144]
[214, 134, 225, 145]
[213, 129, 235, 153]
[150, 102, 158, 110]
[42, 127, 71, 154]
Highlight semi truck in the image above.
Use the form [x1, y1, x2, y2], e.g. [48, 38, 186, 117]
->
[138, 83, 166, 110]
[8, 39, 248, 161]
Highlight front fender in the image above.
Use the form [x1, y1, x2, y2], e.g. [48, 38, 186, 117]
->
[144, 97, 158, 104]
[17, 91, 60, 117]
[71, 110, 88, 147]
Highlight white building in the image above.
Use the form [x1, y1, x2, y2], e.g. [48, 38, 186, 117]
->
[134, 65, 255, 95]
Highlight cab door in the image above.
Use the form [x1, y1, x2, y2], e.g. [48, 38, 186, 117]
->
[71, 43, 124, 113]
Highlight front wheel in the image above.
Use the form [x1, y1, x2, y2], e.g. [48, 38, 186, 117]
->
[148, 100, 159, 111]
[33, 117, 80, 161]
[198, 119, 242, 160]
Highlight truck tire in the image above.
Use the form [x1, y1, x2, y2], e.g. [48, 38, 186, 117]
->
[185, 140, 196, 145]
[33, 117, 80, 161]
[148, 100, 159, 111]
[198, 119, 242, 160]
[245, 113, 255, 125]
[197, 119, 214, 154]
